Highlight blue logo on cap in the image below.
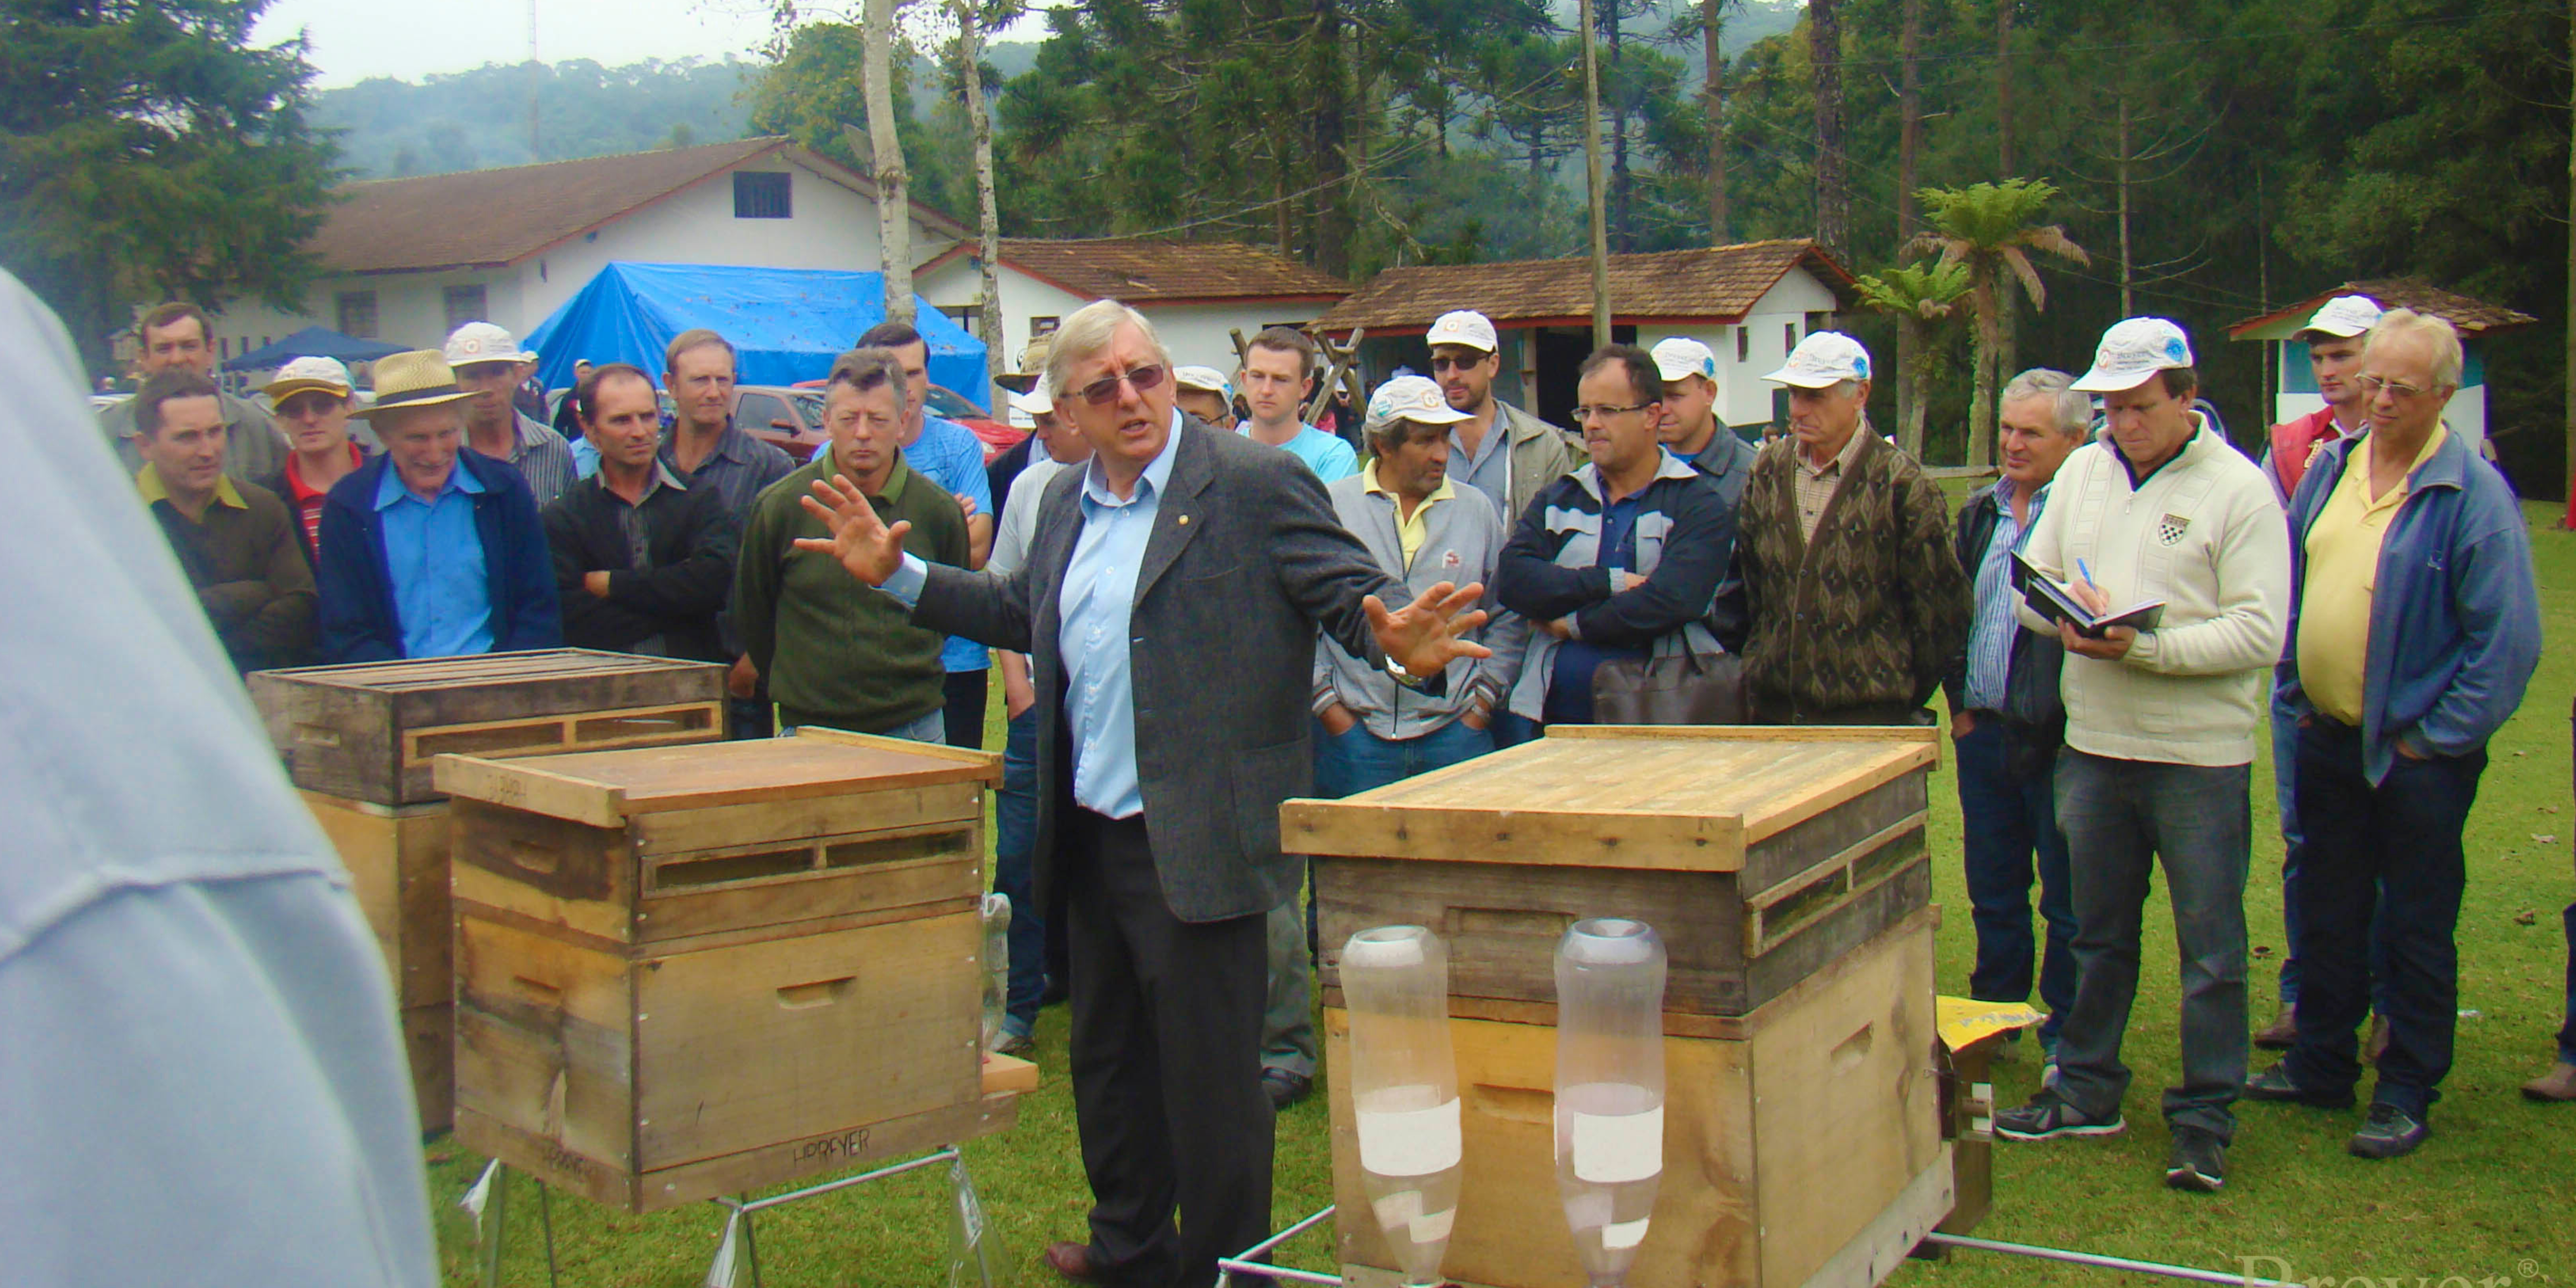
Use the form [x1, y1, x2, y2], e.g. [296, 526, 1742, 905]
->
[1853, 353, 1871, 381]
[2165, 337, 2187, 362]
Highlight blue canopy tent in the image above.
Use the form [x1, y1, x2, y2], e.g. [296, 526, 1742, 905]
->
[221, 326, 407, 372]
[522, 261, 989, 411]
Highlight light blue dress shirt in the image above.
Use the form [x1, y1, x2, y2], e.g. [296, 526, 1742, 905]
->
[1964, 477, 2045, 712]
[375, 460, 494, 659]
[1243, 423, 1358, 482]
[887, 414, 1185, 819]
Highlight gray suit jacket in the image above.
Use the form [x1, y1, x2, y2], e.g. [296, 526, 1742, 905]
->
[914, 420, 1400, 923]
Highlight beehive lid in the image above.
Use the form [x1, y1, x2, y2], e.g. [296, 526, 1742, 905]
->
[433, 727, 1000, 825]
[256, 648, 717, 693]
[1281, 725, 1937, 872]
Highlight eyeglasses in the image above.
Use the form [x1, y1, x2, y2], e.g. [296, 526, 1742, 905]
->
[1430, 355, 1488, 373]
[2361, 374, 2436, 399]
[1074, 363, 1168, 406]
[1570, 402, 1655, 423]
[275, 392, 345, 418]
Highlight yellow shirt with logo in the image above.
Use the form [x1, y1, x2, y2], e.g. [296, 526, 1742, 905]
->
[2296, 427, 2446, 726]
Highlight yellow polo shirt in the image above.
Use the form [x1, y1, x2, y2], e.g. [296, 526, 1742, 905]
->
[1364, 462, 1456, 569]
[136, 464, 247, 513]
[2296, 427, 2445, 725]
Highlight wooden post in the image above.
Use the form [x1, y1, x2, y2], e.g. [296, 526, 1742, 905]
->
[1305, 327, 1367, 425]
[1579, 0, 1612, 348]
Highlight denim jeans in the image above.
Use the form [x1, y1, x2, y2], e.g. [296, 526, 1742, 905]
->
[1954, 717, 2075, 1039]
[1266, 716, 1498, 1077]
[2275, 703, 2392, 1011]
[1488, 710, 1541, 750]
[994, 705, 1047, 1040]
[2282, 719, 2485, 1117]
[775, 706, 945, 744]
[2051, 749, 2252, 1140]
[2557, 901, 2576, 1066]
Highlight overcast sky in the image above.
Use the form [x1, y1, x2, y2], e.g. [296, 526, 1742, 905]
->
[253, 0, 1060, 89]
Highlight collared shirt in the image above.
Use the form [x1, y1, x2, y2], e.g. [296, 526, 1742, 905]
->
[1964, 477, 2048, 712]
[2298, 425, 2447, 726]
[474, 411, 577, 508]
[1242, 422, 1359, 482]
[608, 460, 688, 570]
[1363, 462, 1457, 568]
[375, 461, 493, 659]
[136, 464, 247, 515]
[1792, 420, 1870, 542]
[103, 386, 287, 482]
[659, 419, 796, 521]
[1450, 404, 1514, 525]
[883, 413, 1186, 818]
[908, 414, 999, 673]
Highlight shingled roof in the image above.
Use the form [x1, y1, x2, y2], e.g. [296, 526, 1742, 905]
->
[312, 136, 966, 275]
[2227, 278, 2539, 342]
[1310, 239, 1856, 334]
[922, 238, 1350, 303]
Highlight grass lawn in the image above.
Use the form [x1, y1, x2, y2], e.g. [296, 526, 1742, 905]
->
[432, 502, 2576, 1287]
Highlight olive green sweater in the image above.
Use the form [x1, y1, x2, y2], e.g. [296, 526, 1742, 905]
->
[1737, 430, 1971, 719]
[733, 452, 969, 732]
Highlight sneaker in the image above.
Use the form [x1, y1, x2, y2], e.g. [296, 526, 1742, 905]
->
[2348, 1103, 2429, 1159]
[2520, 1061, 2576, 1102]
[994, 1031, 1035, 1058]
[1994, 1087, 2125, 1140]
[2164, 1126, 2227, 1192]
[2244, 1061, 2355, 1108]
[2254, 1010, 2299, 1050]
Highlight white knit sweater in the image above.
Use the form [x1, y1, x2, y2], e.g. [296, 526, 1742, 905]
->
[2017, 420, 2291, 766]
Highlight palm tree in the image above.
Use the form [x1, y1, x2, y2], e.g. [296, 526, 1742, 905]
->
[1908, 179, 2089, 468]
[1852, 261, 1970, 461]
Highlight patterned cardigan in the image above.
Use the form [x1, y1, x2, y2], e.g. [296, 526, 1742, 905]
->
[1736, 427, 1972, 719]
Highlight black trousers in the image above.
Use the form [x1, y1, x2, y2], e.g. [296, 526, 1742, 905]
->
[1063, 809, 1273, 1288]
[944, 669, 989, 749]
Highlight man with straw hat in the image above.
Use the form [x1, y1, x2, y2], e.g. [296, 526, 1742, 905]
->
[313, 349, 562, 663]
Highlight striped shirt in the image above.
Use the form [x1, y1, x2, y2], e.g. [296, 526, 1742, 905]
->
[477, 411, 579, 509]
[1963, 477, 2045, 712]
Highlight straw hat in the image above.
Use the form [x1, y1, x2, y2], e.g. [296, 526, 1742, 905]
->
[354, 350, 474, 419]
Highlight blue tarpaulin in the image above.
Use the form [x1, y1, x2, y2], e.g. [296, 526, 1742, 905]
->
[522, 261, 989, 410]
[221, 325, 407, 372]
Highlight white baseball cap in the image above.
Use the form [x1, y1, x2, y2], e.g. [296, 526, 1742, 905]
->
[2298, 295, 2384, 340]
[2070, 317, 2196, 393]
[1650, 337, 1721, 383]
[1006, 386, 1054, 429]
[1424, 310, 1500, 353]
[1763, 331, 1873, 388]
[1173, 365, 1233, 398]
[1366, 375, 1472, 432]
[262, 355, 354, 401]
[443, 321, 536, 368]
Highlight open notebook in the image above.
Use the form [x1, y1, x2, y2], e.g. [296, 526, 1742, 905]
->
[2013, 550, 2165, 638]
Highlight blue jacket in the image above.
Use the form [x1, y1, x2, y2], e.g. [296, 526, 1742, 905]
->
[2275, 427, 2538, 786]
[315, 450, 564, 663]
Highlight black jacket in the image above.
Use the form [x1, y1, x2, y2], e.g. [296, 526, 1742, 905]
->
[1943, 481, 2066, 749]
[540, 468, 740, 662]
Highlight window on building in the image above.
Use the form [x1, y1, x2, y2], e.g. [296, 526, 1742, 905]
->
[1736, 326, 1749, 363]
[218, 336, 229, 360]
[940, 304, 979, 330]
[1805, 310, 1832, 334]
[443, 285, 488, 334]
[1783, 322, 1799, 356]
[338, 290, 378, 339]
[733, 171, 792, 219]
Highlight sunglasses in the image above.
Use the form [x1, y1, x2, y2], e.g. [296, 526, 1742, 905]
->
[2361, 374, 2435, 400]
[1073, 363, 1168, 407]
[276, 392, 347, 419]
[1430, 355, 1489, 373]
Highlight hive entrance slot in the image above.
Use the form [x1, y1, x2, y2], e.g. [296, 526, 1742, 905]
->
[653, 848, 818, 889]
[575, 706, 714, 741]
[823, 830, 969, 869]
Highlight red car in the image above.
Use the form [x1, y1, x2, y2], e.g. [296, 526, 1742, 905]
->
[766, 382, 1024, 464]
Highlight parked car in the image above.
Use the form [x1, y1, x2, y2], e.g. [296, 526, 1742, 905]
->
[780, 380, 1026, 465]
[734, 385, 830, 461]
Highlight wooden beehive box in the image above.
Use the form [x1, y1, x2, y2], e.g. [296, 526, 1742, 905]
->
[250, 649, 727, 806]
[1283, 726, 1951, 1288]
[302, 790, 461, 1130]
[437, 728, 1004, 1212]
[1287, 726, 1938, 1020]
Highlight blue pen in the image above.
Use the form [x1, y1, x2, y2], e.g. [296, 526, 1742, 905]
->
[2076, 558, 2096, 589]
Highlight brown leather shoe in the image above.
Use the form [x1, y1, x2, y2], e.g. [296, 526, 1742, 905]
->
[2365, 1014, 2390, 1062]
[2522, 1061, 2576, 1102]
[1041, 1241, 1103, 1282]
[2254, 1010, 2298, 1050]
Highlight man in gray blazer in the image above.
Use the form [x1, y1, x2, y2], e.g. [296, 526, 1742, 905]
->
[795, 299, 1491, 1288]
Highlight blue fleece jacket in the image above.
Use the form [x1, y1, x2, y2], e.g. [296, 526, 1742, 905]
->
[2275, 427, 2538, 786]
[315, 450, 564, 662]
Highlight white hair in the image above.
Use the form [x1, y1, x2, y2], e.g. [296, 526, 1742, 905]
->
[2363, 308, 2465, 390]
[2001, 368, 2092, 439]
[1045, 299, 1170, 398]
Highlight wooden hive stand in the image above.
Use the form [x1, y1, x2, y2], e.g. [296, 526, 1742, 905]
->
[437, 727, 1020, 1214]
[1282, 726, 1954, 1288]
[249, 649, 727, 1131]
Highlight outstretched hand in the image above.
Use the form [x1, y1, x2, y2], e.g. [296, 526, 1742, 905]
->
[1365, 580, 1492, 679]
[793, 474, 911, 586]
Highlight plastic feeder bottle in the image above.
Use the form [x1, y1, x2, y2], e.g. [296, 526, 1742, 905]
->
[1553, 918, 1668, 1287]
[1343, 925, 1463, 1288]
